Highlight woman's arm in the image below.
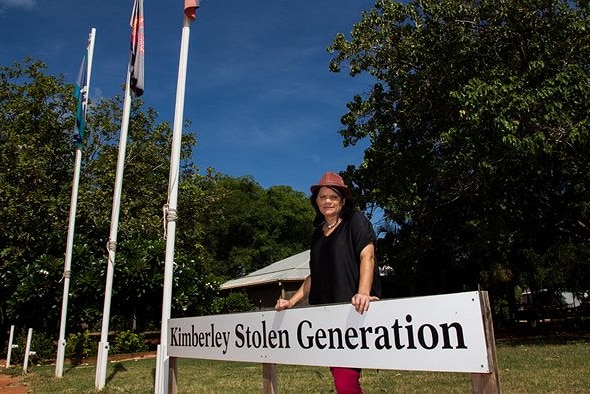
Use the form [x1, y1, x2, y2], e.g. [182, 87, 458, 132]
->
[351, 243, 379, 314]
[275, 275, 311, 311]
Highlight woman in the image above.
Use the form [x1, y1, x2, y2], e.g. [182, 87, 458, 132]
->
[275, 171, 381, 394]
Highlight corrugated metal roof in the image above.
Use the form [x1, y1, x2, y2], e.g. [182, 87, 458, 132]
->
[220, 249, 310, 290]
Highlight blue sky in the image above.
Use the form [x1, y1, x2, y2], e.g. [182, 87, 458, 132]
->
[0, 0, 375, 193]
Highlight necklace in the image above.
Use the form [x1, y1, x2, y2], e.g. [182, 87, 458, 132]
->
[324, 218, 340, 229]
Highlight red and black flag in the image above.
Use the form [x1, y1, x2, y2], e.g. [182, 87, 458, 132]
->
[184, 0, 199, 21]
[129, 0, 145, 97]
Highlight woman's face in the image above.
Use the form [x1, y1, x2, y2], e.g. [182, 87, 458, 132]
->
[316, 186, 344, 218]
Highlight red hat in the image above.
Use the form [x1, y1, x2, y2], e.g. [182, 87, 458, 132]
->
[310, 171, 351, 198]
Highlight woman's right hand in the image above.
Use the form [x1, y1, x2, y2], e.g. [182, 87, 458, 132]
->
[275, 298, 291, 311]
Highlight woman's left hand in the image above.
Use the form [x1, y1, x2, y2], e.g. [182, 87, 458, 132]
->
[351, 293, 380, 314]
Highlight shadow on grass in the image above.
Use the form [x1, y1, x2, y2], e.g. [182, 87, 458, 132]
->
[64, 357, 91, 375]
[106, 363, 127, 385]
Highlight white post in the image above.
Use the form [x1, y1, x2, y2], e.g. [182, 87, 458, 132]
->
[56, 27, 96, 378]
[154, 13, 194, 394]
[94, 64, 133, 390]
[5, 325, 15, 368]
[154, 345, 162, 392]
[23, 328, 33, 374]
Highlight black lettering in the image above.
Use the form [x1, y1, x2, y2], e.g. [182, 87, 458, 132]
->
[235, 324, 245, 348]
[297, 320, 313, 349]
[252, 330, 262, 348]
[277, 329, 290, 349]
[192, 325, 199, 347]
[344, 327, 358, 349]
[391, 319, 405, 349]
[405, 314, 416, 349]
[327, 327, 344, 349]
[418, 324, 438, 349]
[440, 322, 467, 349]
[359, 326, 372, 349]
[374, 326, 391, 349]
[262, 320, 268, 348]
[170, 327, 179, 346]
[209, 324, 215, 347]
[268, 329, 277, 348]
[245, 326, 253, 347]
[181, 331, 191, 346]
[315, 328, 327, 349]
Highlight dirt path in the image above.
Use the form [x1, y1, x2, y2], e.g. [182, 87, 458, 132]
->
[0, 372, 28, 394]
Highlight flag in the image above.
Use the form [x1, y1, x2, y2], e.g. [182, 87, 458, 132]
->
[73, 53, 88, 147]
[184, 0, 199, 20]
[130, 0, 145, 97]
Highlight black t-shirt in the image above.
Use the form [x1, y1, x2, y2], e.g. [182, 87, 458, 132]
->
[308, 210, 382, 305]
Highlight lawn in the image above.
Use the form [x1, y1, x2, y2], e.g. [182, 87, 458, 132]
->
[12, 332, 590, 393]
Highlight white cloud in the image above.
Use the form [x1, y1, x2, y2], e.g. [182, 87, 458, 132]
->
[0, 0, 37, 9]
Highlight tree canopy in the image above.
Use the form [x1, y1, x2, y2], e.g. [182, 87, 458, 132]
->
[329, 0, 590, 314]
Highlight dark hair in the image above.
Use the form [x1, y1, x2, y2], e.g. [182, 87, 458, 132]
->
[310, 186, 356, 227]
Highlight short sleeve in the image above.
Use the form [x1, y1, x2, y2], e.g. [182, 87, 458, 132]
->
[349, 211, 376, 256]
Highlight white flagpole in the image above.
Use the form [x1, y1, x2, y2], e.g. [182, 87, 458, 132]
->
[154, 13, 193, 394]
[55, 27, 96, 379]
[94, 59, 134, 393]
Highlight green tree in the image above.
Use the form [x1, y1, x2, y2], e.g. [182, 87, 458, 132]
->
[173, 170, 226, 317]
[70, 89, 223, 330]
[329, 0, 590, 313]
[0, 58, 216, 338]
[201, 176, 314, 279]
[75, 95, 179, 331]
[0, 59, 74, 340]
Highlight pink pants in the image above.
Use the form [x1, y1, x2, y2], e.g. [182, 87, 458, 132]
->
[329, 367, 363, 394]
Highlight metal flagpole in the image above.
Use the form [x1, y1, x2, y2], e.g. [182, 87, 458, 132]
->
[95, 1, 143, 389]
[55, 27, 96, 378]
[154, 8, 196, 393]
[94, 59, 134, 393]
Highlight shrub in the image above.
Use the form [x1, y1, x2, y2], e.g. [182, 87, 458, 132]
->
[112, 330, 148, 354]
[65, 330, 96, 361]
[210, 291, 253, 314]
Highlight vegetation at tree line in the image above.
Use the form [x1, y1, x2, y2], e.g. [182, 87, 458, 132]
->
[2, 0, 590, 360]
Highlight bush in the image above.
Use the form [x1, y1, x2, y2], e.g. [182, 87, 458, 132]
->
[112, 330, 148, 354]
[210, 292, 253, 314]
[65, 330, 96, 361]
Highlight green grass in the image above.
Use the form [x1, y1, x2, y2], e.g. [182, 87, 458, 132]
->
[12, 336, 590, 393]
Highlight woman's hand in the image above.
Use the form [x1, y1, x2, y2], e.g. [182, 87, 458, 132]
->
[351, 293, 379, 314]
[275, 276, 309, 311]
[275, 298, 291, 311]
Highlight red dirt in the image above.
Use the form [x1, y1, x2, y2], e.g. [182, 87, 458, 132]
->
[0, 372, 28, 394]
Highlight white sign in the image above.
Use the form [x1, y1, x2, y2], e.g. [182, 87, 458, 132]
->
[168, 291, 490, 373]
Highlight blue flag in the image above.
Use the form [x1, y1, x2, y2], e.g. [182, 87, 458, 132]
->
[73, 52, 88, 148]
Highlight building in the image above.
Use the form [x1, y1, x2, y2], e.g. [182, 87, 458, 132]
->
[220, 250, 310, 310]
